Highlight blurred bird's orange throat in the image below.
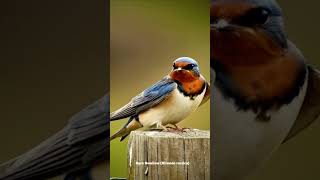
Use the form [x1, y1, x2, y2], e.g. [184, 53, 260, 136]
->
[211, 1, 307, 107]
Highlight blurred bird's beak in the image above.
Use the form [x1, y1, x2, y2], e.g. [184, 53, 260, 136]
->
[211, 19, 232, 31]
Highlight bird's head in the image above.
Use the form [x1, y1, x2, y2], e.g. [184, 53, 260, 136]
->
[211, 0, 287, 66]
[170, 57, 201, 82]
[211, 0, 307, 107]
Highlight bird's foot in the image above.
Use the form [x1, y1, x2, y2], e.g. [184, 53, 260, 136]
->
[167, 124, 190, 132]
[150, 128, 165, 132]
[151, 123, 169, 132]
[151, 123, 190, 133]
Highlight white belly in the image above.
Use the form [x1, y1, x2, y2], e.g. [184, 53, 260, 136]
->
[212, 70, 308, 180]
[139, 87, 206, 127]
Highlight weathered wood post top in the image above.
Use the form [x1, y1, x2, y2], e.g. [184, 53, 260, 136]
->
[128, 129, 210, 180]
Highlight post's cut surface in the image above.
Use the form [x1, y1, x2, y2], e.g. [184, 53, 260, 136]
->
[127, 129, 210, 180]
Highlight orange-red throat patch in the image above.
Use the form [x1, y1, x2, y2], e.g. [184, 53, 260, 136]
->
[170, 70, 197, 82]
[170, 70, 205, 96]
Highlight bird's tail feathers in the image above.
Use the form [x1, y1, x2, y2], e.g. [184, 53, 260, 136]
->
[110, 127, 127, 141]
[110, 119, 142, 141]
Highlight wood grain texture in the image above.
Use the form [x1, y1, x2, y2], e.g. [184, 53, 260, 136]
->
[128, 129, 210, 180]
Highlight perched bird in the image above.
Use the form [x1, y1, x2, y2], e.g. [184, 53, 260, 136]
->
[0, 95, 109, 180]
[110, 57, 210, 141]
[211, 0, 320, 180]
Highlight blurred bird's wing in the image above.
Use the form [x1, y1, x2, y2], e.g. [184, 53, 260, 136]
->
[283, 66, 320, 143]
[200, 82, 210, 106]
[110, 77, 176, 120]
[0, 94, 109, 180]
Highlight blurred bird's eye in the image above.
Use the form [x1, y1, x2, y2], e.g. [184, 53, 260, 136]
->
[239, 7, 270, 26]
[253, 7, 270, 24]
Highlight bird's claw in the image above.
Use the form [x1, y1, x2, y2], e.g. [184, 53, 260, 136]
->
[150, 128, 164, 132]
[167, 125, 190, 132]
[151, 124, 190, 133]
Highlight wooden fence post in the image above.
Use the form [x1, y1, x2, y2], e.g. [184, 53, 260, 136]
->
[127, 129, 210, 180]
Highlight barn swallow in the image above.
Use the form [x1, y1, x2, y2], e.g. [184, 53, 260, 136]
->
[0, 95, 109, 180]
[211, 0, 320, 180]
[110, 57, 210, 141]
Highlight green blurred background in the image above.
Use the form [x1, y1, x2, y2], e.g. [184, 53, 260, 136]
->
[111, 0, 320, 179]
[110, 0, 210, 177]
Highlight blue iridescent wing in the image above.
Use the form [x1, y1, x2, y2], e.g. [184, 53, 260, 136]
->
[110, 77, 176, 120]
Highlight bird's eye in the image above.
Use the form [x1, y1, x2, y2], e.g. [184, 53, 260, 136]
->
[238, 7, 270, 26]
[173, 63, 177, 69]
[185, 64, 195, 70]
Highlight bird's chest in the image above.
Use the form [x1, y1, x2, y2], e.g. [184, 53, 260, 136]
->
[212, 76, 308, 180]
[139, 88, 205, 127]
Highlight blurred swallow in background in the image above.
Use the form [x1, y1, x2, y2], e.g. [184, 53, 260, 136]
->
[211, 0, 320, 179]
[0, 95, 109, 180]
[110, 57, 210, 141]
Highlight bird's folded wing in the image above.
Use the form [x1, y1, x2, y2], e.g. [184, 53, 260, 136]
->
[110, 77, 176, 120]
[283, 66, 320, 143]
[200, 82, 210, 106]
[67, 94, 109, 145]
[0, 95, 109, 180]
